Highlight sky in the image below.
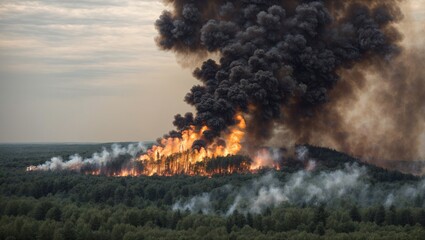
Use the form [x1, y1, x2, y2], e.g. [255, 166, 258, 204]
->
[0, 0, 424, 143]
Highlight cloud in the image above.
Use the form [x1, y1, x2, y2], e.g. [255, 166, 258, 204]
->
[0, 0, 199, 143]
[0, 0, 171, 96]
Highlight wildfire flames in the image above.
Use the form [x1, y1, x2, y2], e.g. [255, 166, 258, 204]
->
[104, 114, 277, 176]
[26, 114, 281, 177]
[73, 114, 269, 177]
[136, 114, 247, 176]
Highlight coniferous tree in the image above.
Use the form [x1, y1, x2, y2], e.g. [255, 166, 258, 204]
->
[386, 205, 397, 225]
[418, 209, 425, 227]
[315, 222, 325, 236]
[349, 205, 361, 222]
[374, 205, 386, 226]
[313, 205, 327, 226]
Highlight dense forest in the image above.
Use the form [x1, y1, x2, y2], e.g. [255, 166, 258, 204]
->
[0, 144, 424, 240]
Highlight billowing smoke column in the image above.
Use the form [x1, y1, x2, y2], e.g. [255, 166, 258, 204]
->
[25, 1, 425, 176]
[156, 0, 425, 165]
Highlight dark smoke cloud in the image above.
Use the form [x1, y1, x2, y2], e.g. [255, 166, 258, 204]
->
[155, 0, 424, 168]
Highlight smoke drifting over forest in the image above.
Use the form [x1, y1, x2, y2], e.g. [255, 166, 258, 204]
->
[156, 0, 425, 165]
[28, 143, 146, 174]
[173, 164, 425, 215]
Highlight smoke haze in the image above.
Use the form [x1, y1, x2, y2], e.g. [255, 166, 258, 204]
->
[173, 165, 425, 215]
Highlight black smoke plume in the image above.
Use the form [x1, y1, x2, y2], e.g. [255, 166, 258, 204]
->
[155, 0, 425, 167]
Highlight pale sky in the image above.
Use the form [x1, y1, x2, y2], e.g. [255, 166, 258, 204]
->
[0, 0, 424, 143]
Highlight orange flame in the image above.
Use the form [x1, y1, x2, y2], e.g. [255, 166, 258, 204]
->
[26, 113, 283, 177]
[81, 114, 279, 177]
[136, 114, 247, 176]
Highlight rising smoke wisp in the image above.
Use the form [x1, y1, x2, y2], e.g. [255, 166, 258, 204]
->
[156, 0, 425, 165]
[27, 143, 146, 176]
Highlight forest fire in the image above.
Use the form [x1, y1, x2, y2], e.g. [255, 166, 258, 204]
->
[26, 114, 279, 177]
[26, 0, 423, 177]
[137, 114, 246, 176]
[96, 114, 262, 177]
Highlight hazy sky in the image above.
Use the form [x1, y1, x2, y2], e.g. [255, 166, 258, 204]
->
[0, 0, 424, 143]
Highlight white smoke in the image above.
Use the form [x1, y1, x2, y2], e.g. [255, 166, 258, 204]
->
[282, 165, 367, 205]
[295, 145, 309, 161]
[173, 164, 425, 215]
[383, 180, 425, 207]
[305, 160, 317, 171]
[226, 173, 288, 215]
[296, 145, 317, 171]
[172, 193, 213, 214]
[33, 143, 146, 172]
